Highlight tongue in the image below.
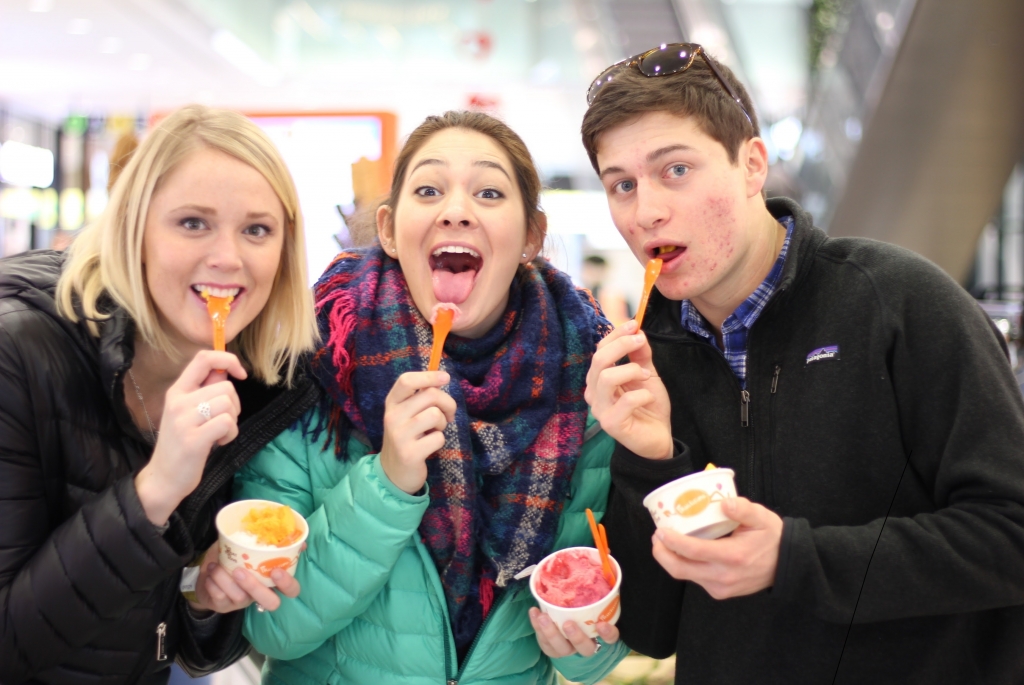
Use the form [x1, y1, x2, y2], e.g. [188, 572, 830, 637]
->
[432, 269, 476, 305]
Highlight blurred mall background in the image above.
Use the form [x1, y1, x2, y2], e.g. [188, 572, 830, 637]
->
[1, 0, 1023, 678]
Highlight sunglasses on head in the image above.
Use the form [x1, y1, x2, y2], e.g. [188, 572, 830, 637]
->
[587, 43, 753, 128]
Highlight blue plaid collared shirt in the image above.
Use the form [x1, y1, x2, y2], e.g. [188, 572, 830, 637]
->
[679, 215, 794, 388]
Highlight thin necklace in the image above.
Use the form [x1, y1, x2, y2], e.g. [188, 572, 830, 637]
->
[127, 368, 158, 442]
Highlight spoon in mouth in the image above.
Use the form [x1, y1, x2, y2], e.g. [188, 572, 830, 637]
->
[428, 305, 457, 372]
[634, 257, 663, 331]
[201, 292, 234, 352]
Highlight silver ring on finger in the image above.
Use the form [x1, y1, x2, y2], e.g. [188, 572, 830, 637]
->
[256, 603, 265, 613]
[197, 401, 212, 422]
[592, 639, 602, 654]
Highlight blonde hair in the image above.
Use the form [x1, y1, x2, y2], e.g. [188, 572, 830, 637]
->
[57, 105, 317, 386]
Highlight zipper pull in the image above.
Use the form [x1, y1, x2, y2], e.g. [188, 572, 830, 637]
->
[156, 622, 168, 662]
[448, 680, 458, 685]
[771, 366, 781, 394]
[740, 390, 750, 427]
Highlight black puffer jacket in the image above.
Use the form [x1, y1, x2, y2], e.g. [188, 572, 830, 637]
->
[0, 250, 321, 685]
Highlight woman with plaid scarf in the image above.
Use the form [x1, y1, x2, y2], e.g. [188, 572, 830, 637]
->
[233, 111, 630, 684]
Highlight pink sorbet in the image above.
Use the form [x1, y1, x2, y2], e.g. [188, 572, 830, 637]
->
[535, 550, 612, 608]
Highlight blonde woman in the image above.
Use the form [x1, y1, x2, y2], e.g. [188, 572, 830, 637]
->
[0, 105, 318, 684]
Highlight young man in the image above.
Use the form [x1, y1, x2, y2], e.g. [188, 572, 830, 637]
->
[582, 44, 1024, 683]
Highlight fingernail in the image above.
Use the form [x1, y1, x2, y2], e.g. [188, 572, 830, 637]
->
[207, 562, 218, 573]
[564, 622, 577, 635]
[642, 368, 652, 378]
[232, 569, 246, 582]
[724, 498, 737, 512]
[623, 320, 637, 332]
[633, 334, 645, 344]
[654, 530, 665, 542]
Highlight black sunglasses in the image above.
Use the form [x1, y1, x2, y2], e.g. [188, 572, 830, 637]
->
[587, 43, 753, 128]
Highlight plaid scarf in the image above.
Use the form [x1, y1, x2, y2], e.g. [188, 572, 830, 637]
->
[310, 246, 611, 647]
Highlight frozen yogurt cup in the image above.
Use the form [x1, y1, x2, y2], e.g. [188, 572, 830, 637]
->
[643, 467, 739, 539]
[529, 546, 621, 639]
[215, 499, 309, 587]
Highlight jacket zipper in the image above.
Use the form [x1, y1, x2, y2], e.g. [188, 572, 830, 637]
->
[156, 622, 168, 662]
[767, 365, 781, 504]
[740, 390, 750, 427]
[441, 612, 454, 684]
[450, 586, 518, 684]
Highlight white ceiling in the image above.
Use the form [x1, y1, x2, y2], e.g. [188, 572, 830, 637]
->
[0, 0, 812, 179]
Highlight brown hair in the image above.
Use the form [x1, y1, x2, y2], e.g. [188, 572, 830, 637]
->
[384, 111, 546, 247]
[107, 131, 139, 192]
[581, 52, 759, 172]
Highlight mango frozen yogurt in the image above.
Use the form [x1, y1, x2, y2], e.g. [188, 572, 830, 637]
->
[216, 499, 309, 587]
[240, 504, 303, 547]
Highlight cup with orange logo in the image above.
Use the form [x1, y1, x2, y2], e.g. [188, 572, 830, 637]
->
[215, 499, 309, 587]
[529, 546, 622, 639]
[642, 465, 739, 539]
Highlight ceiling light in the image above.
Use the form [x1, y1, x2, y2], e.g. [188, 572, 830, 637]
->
[574, 27, 598, 51]
[127, 53, 152, 70]
[875, 12, 895, 31]
[0, 141, 55, 188]
[211, 29, 282, 85]
[770, 116, 803, 154]
[68, 18, 92, 35]
[844, 117, 863, 141]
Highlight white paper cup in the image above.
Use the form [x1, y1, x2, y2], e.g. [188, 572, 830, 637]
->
[215, 499, 309, 587]
[529, 546, 622, 639]
[643, 468, 739, 539]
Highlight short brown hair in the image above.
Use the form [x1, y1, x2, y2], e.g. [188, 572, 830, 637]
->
[384, 111, 546, 248]
[581, 52, 759, 172]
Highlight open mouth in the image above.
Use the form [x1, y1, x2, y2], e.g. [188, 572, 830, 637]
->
[192, 285, 242, 300]
[652, 245, 685, 263]
[430, 245, 482, 305]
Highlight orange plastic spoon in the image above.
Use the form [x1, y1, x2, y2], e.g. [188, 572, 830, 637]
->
[634, 257, 663, 330]
[586, 508, 616, 586]
[598, 523, 615, 582]
[428, 308, 454, 372]
[202, 293, 233, 352]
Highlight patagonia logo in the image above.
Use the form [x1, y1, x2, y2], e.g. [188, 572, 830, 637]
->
[806, 345, 840, 364]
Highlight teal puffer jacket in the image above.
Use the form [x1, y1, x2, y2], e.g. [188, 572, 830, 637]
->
[236, 411, 629, 685]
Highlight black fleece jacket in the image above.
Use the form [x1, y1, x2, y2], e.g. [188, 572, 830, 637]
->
[606, 198, 1024, 684]
[0, 250, 321, 685]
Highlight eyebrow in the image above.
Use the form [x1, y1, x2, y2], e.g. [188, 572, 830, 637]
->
[410, 157, 512, 180]
[172, 205, 277, 222]
[599, 144, 697, 179]
[647, 144, 696, 163]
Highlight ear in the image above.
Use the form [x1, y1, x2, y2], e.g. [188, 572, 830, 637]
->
[376, 204, 396, 255]
[523, 212, 547, 262]
[743, 137, 769, 199]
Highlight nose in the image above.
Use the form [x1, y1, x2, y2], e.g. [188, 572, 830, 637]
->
[206, 229, 244, 272]
[633, 179, 669, 233]
[436, 189, 477, 230]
